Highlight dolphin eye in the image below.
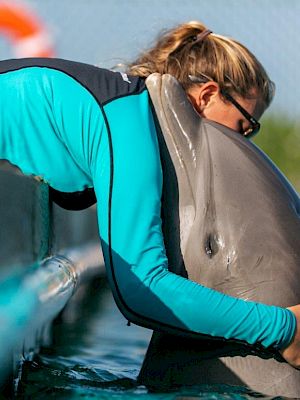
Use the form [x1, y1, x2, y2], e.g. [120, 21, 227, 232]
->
[205, 233, 219, 258]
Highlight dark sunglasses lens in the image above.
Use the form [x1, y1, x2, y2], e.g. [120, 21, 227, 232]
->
[245, 123, 260, 139]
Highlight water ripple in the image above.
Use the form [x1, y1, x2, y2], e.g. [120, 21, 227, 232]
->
[16, 279, 291, 400]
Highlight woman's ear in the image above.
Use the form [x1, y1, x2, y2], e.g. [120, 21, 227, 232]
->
[187, 81, 220, 115]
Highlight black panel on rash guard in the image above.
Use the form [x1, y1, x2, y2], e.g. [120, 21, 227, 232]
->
[0, 58, 146, 106]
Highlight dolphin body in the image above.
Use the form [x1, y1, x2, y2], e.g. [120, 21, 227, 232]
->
[138, 74, 300, 397]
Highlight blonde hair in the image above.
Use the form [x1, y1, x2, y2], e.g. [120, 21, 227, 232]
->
[127, 21, 275, 107]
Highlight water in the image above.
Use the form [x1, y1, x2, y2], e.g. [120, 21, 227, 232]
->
[16, 279, 291, 399]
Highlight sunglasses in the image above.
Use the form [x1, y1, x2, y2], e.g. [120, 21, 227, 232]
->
[188, 74, 261, 139]
[220, 90, 260, 139]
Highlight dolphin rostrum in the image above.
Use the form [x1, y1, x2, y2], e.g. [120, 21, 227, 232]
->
[138, 73, 300, 397]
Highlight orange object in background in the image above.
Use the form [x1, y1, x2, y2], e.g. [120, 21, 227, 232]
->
[0, 1, 54, 57]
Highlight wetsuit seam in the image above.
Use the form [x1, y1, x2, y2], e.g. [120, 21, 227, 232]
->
[101, 85, 147, 106]
[0, 64, 147, 107]
[98, 102, 191, 333]
[0, 65, 105, 109]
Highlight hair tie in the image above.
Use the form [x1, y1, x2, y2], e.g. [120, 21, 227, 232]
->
[176, 29, 213, 54]
[193, 29, 212, 44]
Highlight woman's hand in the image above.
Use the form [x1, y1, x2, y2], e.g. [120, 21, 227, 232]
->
[280, 305, 300, 369]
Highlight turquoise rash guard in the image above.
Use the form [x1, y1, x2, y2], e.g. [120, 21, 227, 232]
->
[0, 58, 296, 355]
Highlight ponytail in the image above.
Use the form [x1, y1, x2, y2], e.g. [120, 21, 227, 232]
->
[127, 21, 274, 108]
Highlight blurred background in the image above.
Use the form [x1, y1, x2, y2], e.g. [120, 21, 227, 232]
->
[0, 0, 299, 190]
[1, 2, 299, 397]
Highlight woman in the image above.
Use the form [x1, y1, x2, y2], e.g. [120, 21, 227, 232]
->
[0, 21, 299, 367]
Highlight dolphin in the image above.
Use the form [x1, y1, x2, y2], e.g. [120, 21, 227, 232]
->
[138, 74, 300, 397]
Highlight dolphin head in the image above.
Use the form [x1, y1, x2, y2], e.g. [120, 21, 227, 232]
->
[146, 73, 300, 307]
[143, 74, 300, 397]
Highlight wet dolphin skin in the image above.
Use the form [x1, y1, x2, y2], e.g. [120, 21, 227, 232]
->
[140, 74, 300, 397]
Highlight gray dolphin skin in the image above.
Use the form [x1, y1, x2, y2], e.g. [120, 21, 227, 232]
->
[139, 74, 300, 397]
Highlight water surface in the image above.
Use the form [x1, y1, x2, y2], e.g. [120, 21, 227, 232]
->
[16, 278, 291, 399]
